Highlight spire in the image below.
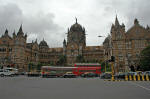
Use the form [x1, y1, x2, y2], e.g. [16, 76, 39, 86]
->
[5, 29, 8, 35]
[17, 24, 24, 36]
[35, 38, 37, 43]
[25, 33, 27, 38]
[63, 39, 66, 43]
[146, 25, 149, 30]
[134, 18, 139, 25]
[63, 39, 66, 46]
[13, 30, 16, 37]
[115, 15, 120, 26]
[19, 24, 23, 32]
[75, 17, 77, 24]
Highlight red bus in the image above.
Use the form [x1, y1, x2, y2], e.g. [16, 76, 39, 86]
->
[41, 63, 101, 77]
[73, 63, 101, 76]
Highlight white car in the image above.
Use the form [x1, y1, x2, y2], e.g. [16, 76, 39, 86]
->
[0, 69, 15, 77]
[4, 68, 18, 75]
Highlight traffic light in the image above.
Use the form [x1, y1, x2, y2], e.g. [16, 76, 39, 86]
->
[111, 56, 115, 62]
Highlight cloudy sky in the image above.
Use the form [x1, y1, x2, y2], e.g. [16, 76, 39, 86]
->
[0, 0, 149, 47]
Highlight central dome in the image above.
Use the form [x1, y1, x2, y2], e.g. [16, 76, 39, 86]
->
[70, 18, 83, 32]
[70, 23, 82, 31]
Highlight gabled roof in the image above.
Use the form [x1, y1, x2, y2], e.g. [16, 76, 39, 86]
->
[126, 19, 150, 39]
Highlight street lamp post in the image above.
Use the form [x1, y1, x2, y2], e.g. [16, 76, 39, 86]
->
[98, 35, 107, 72]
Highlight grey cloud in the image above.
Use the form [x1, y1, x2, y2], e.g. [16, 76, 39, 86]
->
[0, 3, 23, 33]
[0, 0, 150, 47]
[99, 0, 150, 29]
[0, 3, 64, 47]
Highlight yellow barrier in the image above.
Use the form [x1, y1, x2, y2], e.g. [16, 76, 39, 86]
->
[133, 75, 136, 81]
[142, 74, 145, 81]
[146, 74, 149, 81]
[129, 75, 132, 81]
[137, 74, 141, 81]
[125, 75, 128, 81]
[111, 75, 115, 81]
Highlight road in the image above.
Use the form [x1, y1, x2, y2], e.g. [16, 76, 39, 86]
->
[0, 76, 150, 99]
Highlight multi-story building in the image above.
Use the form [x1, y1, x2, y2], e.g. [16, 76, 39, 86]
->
[0, 19, 104, 71]
[103, 16, 150, 72]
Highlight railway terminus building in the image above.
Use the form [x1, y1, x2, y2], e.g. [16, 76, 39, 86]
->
[0, 16, 150, 72]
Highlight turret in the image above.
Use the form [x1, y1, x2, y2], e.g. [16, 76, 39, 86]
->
[83, 27, 85, 32]
[13, 30, 16, 38]
[146, 25, 149, 30]
[63, 39, 66, 47]
[121, 23, 125, 31]
[17, 24, 24, 36]
[4, 29, 8, 36]
[35, 38, 37, 43]
[134, 18, 139, 25]
[63, 39, 67, 55]
[25, 33, 27, 39]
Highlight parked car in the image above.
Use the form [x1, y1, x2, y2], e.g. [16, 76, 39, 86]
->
[4, 68, 19, 76]
[116, 72, 124, 79]
[81, 72, 99, 78]
[63, 72, 76, 78]
[0, 69, 16, 77]
[100, 72, 112, 79]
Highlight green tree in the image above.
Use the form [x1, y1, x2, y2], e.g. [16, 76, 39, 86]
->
[57, 55, 67, 65]
[140, 46, 150, 71]
[49, 61, 54, 65]
[101, 61, 111, 72]
[36, 62, 42, 71]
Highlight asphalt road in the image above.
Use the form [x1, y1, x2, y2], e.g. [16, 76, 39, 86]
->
[0, 76, 150, 99]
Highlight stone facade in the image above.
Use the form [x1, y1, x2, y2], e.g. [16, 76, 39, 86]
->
[0, 20, 104, 71]
[103, 16, 150, 72]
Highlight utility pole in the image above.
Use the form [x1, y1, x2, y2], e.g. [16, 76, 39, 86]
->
[111, 56, 115, 81]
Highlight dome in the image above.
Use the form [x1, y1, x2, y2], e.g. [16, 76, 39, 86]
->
[70, 23, 83, 32]
[39, 39, 48, 47]
[70, 18, 83, 32]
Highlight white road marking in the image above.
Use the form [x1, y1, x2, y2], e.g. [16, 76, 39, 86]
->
[129, 82, 150, 91]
